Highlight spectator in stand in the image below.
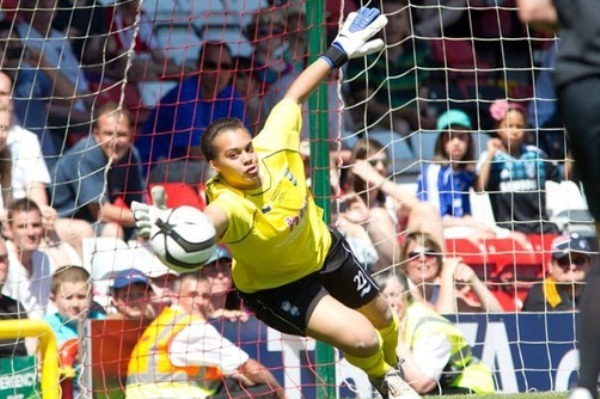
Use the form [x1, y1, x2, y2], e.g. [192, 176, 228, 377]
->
[137, 41, 247, 169]
[475, 99, 562, 234]
[523, 232, 592, 312]
[0, 105, 14, 207]
[343, 137, 444, 272]
[245, 10, 303, 136]
[53, 102, 144, 240]
[376, 272, 495, 395]
[107, 268, 155, 322]
[145, 261, 178, 316]
[416, 109, 497, 242]
[0, 20, 88, 168]
[346, 0, 435, 137]
[15, 0, 95, 155]
[44, 265, 105, 397]
[278, 2, 308, 69]
[126, 272, 285, 399]
[2, 199, 57, 319]
[199, 245, 247, 322]
[0, 235, 28, 358]
[398, 231, 505, 313]
[526, 43, 568, 162]
[104, 0, 191, 82]
[52, 0, 107, 72]
[232, 56, 265, 135]
[0, 71, 93, 261]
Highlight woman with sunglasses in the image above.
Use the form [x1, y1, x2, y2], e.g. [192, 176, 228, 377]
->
[342, 138, 445, 273]
[398, 232, 504, 314]
[522, 232, 593, 312]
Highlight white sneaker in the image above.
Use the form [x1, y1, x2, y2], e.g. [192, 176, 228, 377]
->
[371, 367, 421, 399]
[568, 388, 594, 399]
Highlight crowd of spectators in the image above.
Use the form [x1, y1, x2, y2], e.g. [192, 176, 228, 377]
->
[0, 0, 595, 397]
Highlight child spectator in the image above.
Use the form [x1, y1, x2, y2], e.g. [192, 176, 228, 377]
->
[107, 268, 155, 322]
[523, 232, 593, 311]
[417, 109, 496, 241]
[376, 272, 495, 395]
[398, 231, 505, 313]
[44, 265, 105, 397]
[45, 265, 105, 343]
[475, 99, 562, 234]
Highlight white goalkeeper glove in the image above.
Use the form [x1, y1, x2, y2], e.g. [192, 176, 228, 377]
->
[131, 186, 169, 239]
[322, 7, 388, 69]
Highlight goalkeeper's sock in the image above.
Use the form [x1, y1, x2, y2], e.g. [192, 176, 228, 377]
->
[576, 271, 600, 399]
[343, 331, 389, 379]
[379, 311, 400, 367]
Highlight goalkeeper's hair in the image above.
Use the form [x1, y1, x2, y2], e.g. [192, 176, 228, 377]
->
[201, 117, 246, 161]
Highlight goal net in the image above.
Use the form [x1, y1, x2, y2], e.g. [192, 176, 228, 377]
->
[0, 0, 591, 398]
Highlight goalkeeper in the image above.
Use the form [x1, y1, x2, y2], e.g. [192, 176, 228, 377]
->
[134, 7, 419, 399]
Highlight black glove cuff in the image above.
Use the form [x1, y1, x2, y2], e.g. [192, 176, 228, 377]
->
[322, 45, 349, 69]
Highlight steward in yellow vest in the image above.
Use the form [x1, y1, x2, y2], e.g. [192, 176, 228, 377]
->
[376, 272, 495, 395]
[126, 273, 285, 399]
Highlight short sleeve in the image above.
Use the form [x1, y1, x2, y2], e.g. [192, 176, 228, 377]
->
[253, 99, 302, 153]
[411, 329, 451, 381]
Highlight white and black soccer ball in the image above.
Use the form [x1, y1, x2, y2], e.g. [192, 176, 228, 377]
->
[149, 206, 216, 273]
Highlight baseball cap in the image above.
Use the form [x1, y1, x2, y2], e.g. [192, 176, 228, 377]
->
[205, 245, 232, 265]
[111, 268, 150, 290]
[551, 232, 592, 261]
[436, 109, 472, 131]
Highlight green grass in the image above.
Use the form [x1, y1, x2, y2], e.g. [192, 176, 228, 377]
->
[427, 393, 567, 399]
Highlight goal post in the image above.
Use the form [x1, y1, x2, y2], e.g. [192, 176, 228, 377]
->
[0, 319, 59, 399]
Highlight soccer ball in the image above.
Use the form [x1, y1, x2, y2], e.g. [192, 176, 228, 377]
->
[149, 206, 216, 273]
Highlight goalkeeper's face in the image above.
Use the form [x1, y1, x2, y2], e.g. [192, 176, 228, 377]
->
[209, 127, 260, 190]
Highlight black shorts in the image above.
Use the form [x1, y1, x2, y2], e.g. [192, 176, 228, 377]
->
[238, 229, 381, 336]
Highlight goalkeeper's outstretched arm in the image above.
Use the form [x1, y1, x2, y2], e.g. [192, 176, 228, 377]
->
[284, 7, 387, 106]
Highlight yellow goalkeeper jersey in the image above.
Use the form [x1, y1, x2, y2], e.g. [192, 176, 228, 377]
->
[206, 99, 332, 293]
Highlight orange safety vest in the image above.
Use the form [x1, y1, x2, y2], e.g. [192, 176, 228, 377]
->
[126, 307, 223, 398]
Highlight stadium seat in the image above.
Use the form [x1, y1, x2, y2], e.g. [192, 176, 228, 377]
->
[445, 238, 490, 279]
[154, 22, 203, 67]
[82, 237, 134, 306]
[138, 80, 178, 109]
[141, 0, 182, 20]
[410, 130, 438, 161]
[469, 189, 497, 229]
[200, 26, 254, 58]
[148, 182, 207, 210]
[484, 237, 540, 276]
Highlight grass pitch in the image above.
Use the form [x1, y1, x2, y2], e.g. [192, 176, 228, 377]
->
[428, 393, 567, 399]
